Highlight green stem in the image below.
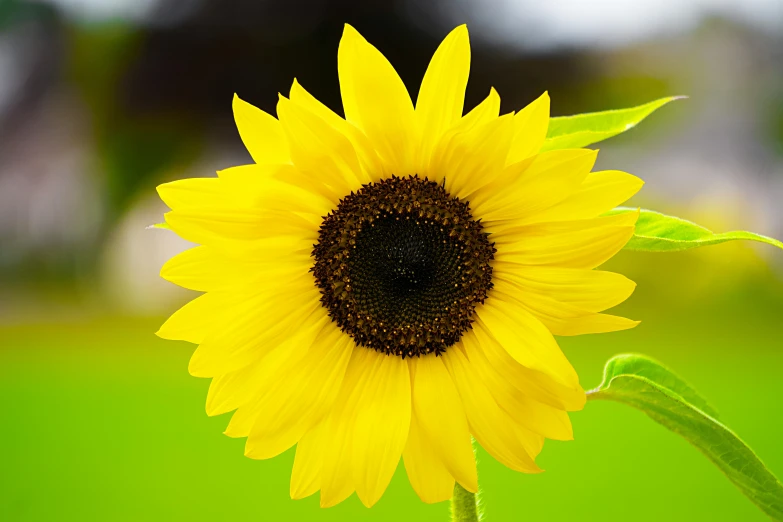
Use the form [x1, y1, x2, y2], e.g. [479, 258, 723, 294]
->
[451, 482, 481, 522]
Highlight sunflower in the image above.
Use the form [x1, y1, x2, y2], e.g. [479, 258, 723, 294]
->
[156, 24, 642, 508]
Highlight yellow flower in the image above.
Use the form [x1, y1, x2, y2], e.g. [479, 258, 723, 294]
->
[156, 24, 642, 508]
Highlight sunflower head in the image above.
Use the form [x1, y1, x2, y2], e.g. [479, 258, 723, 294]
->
[157, 23, 642, 508]
[312, 174, 496, 357]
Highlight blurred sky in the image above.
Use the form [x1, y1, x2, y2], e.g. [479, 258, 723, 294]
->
[0, 0, 781, 314]
[421, 0, 783, 48]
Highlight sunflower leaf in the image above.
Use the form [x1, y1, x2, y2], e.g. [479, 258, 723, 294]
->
[591, 353, 720, 418]
[588, 354, 783, 520]
[608, 207, 783, 252]
[541, 96, 684, 151]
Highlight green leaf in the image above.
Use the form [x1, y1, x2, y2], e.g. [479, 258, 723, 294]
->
[588, 354, 783, 520]
[608, 207, 783, 252]
[541, 96, 684, 152]
[593, 353, 720, 419]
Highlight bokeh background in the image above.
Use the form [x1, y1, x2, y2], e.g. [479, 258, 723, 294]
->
[2, 0, 782, 520]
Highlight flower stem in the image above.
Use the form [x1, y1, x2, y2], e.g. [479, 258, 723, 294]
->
[451, 482, 481, 522]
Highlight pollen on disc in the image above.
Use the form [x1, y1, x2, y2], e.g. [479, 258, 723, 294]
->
[311, 175, 495, 357]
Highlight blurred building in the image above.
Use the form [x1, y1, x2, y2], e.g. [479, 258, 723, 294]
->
[0, 0, 781, 315]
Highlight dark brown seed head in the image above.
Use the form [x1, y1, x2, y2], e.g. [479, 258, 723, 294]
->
[311, 175, 495, 357]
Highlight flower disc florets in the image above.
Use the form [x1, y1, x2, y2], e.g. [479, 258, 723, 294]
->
[312, 175, 496, 357]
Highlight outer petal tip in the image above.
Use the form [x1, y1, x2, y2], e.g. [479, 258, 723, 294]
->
[357, 491, 382, 508]
[231, 93, 250, 113]
[290, 488, 310, 501]
[341, 23, 363, 42]
[320, 492, 348, 509]
[187, 354, 211, 378]
[451, 23, 469, 38]
[290, 77, 302, 93]
[155, 183, 170, 202]
[205, 402, 218, 417]
[529, 91, 550, 108]
[275, 93, 289, 117]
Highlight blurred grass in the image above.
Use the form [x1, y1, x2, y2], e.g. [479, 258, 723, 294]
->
[2, 248, 783, 521]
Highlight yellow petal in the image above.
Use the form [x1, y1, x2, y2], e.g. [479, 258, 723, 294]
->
[460, 87, 501, 131]
[518, 170, 644, 225]
[410, 355, 477, 492]
[160, 246, 216, 292]
[206, 322, 325, 418]
[421, 87, 501, 184]
[430, 114, 514, 198]
[221, 313, 333, 436]
[219, 160, 343, 209]
[290, 422, 325, 500]
[476, 299, 579, 387]
[338, 24, 416, 175]
[320, 347, 375, 507]
[493, 266, 637, 313]
[157, 177, 230, 210]
[461, 329, 573, 441]
[492, 212, 638, 270]
[156, 292, 230, 344]
[416, 25, 470, 170]
[188, 284, 323, 377]
[290, 79, 386, 182]
[170, 236, 312, 277]
[352, 351, 411, 507]
[403, 413, 455, 504]
[470, 325, 586, 412]
[506, 92, 549, 164]
[546, 312, 640, 336]
[491, 279, 639, 337]
[473, 149, 596, 222]
[233, 94, 290, 164]
[277, 94, 364, 194]
[165, 206, 319, 245]
[244, 324, 354, 459]
[217, 164, 334, 216]
[281, 162, 348, 204]
[205, 365, 257, 417]
[443, 348, 543, 473]
[160, 244, 309, 292]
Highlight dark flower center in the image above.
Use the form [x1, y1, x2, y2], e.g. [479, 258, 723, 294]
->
[311, 175, 495, 357]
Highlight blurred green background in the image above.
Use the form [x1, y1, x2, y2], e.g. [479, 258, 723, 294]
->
[1, 0, 782, 520]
